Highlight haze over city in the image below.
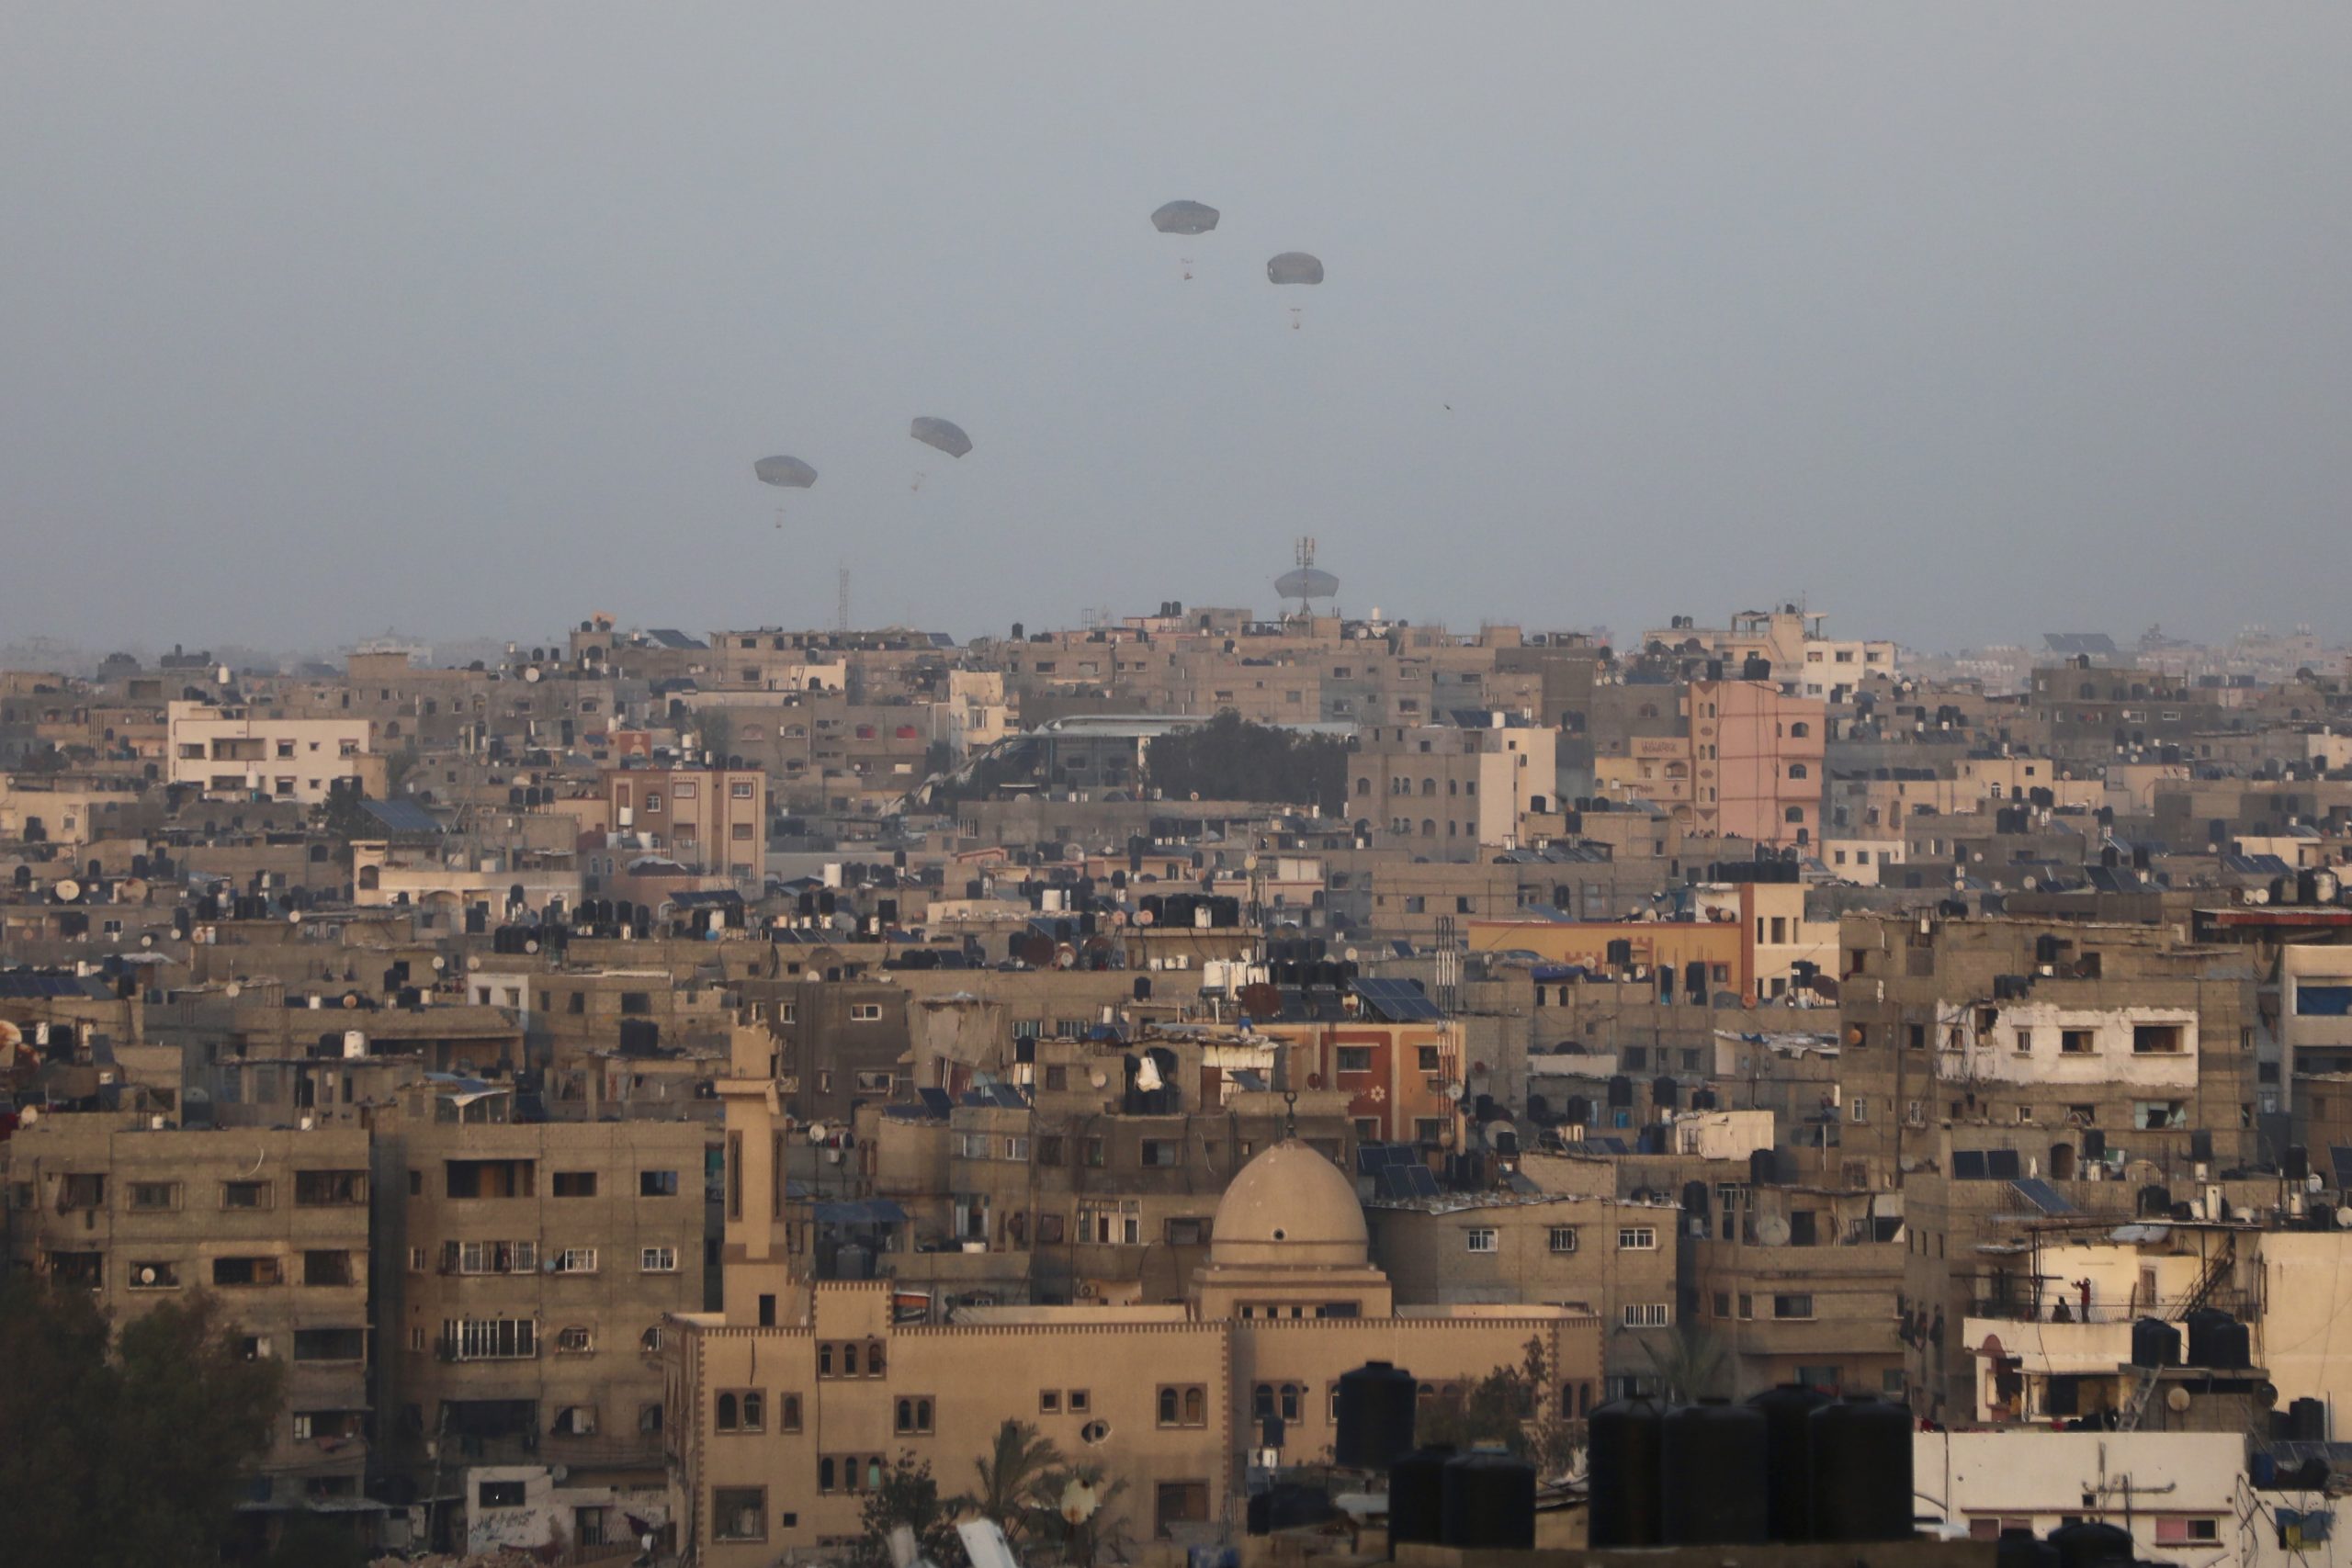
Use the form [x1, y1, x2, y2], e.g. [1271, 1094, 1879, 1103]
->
[6, 5, 2351, 650]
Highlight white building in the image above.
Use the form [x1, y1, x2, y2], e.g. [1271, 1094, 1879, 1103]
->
[165, 701, 373, 803]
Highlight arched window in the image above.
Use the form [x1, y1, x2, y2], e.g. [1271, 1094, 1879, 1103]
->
[1280, 1383, 1304, 1421]
[1784, 806, 1805, 823]
[1355, 777, 1370, 796]
[1788, 763, 1808, 780]
[1159, 1388, 1180, 1425]
[1421, 778, 1437, 795]
[717, 1393, 738, 1430]
[781, 1393, 802, 1430]
[1421, 819, 1436, 837]
[742, 1391, 764, 1429]
[639, 1325, 662, 1353]
[1183, 1386, 1204, 1424]
[1447, 779, 1458, 795]
[842, 1342, 859, 1376]
[357, 864, 380, 891]
[867, 1340, 886, 1375]
[1252, 1383, 1273, 1419]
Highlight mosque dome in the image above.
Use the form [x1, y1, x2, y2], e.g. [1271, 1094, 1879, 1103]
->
[1209, 1140, 1369, 1269]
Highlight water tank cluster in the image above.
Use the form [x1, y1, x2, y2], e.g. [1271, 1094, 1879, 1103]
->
[1327, 1361, 1542, 1552]
[1589, 1391, 1914, 1547]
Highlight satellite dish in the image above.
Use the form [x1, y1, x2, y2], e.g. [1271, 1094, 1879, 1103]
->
[466, 955, 481, 971]
[1088, 1070, 1109, 1089]
[1343, 948, 1359, 963]
[139, 933, 154, 949]
[1243, 853, 1261, 872]
[120, 877, 150, 903]
[808, 1122, 830, 1143]
[524, 667, 543, 683]
[1136, 908, 1155, 927]
[1306, 1072, 1323, 1089]
[223, 981, 243, 998]
[288, 909, 303, 923]
[1756, 1215, 1793, 1247]
[2165, 1386, 2192, 1414]
[1442, 1082, 1465, 1102]
[136, 1267, 158, 1286]
[53, 878, 82, 903]
[431, 955, 447, 971]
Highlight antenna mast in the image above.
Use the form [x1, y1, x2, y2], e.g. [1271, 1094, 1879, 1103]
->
[835, 564, 851, 635]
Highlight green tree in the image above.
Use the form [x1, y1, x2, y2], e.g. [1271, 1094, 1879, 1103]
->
[1415, 1337, 1579, 1479]
[0, 1281, 284, 1568]
[1637, 1319, 1728, 1403]
[970, 1419, 1066, 1542]
[849, 1451, 967, 1568]
[1144, 712, 1347, 815]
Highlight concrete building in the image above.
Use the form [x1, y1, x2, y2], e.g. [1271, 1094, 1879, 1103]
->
[167, 701, 376, 803]
[668, 1125, 1598, 1562]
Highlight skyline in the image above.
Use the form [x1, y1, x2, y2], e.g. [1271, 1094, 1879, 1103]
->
[6, 6, 2350, 649]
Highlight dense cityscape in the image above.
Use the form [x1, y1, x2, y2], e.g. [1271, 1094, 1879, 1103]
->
[5, 596, 2352, 1567]
[9, 6, 2352, 1568]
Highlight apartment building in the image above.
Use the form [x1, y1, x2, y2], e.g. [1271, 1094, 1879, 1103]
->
[167, 701, 376, 803]
[1687, 680, 1826, 847]
[1349, 719, 1559, 861]
[374, 1089, 718, 1493]
[602, 765, 766, 881]
[4, 1117, 376, 1508]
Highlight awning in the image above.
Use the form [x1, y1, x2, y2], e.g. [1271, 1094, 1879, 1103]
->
[814, 1198, 908, 1226]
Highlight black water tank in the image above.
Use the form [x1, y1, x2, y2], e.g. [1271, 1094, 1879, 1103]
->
[2185, 1307, 2229, 1367]
[1652, 1075, 1679, 1109]
[1662, 1401, 1769, 1544]
[2286, 1145, 2310, 1181]
[1385, 1444, 1454, 1545]
[2137, 1184, 2172, 1218]
[1999, 1529, 2064, 1568]
[2207, 1317, 2252, 1370]
[2049, 1519, 2133, 1568]
[1333, 1361, 1416, 1469]
[2288, 1397, 2329, 1442]
[1752, 1146, 1779, 1188]
[1248, 1483, 1335, 1535]
[1587, 1397, 1665, 1546]
[1440, 1448, 1536, 1550]
[1748, 1383, 1830, 1541]
[1608, 1074, 1634, 1108]
[1809, 1395, 1914, 1541]
[2130, 1317, 2181, 1369]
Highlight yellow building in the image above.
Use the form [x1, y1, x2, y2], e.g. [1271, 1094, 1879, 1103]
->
[668, 1077, 1598, 1560]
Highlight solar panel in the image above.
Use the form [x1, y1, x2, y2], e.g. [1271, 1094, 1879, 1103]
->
[2331, 1146, 2352, 1190]
[1951, 1150, 1990, 1180]
[917, 1088, 955, 1118]
[2011, 1177, 2075, 1214]
[1405, 1167, 1441, 1198]
[1352, 977, 1444, 1022]
[1385, 1145, 1419, 1167]
[1987, 1149, 2022, 1180]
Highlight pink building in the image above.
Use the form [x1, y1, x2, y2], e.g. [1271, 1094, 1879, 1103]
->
[1688, 680, 1826, 845]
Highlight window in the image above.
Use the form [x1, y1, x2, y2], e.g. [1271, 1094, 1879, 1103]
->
[551, 1247, 598, 1274]
[480, 1481, 526, 1510]
[553, 1404, 597, 1436]
[1465, 1228, 1498, 1254]
[293, 1168, 367, 1207]
[1040, 1390, 1061, 1415]
[212, 1256, 284, 1287]
[129, 1260, 179, 1289]
[442, 1319, 537, 1360]
[220, 1180, 272, 1210]
[1547, 1226, 1579, 1254]
[780, 1393, 802, 1431]
[712, 1488, 766, 1542]
[731, 780, 755, 799]
[1617, 1227, 1657, 1250]
[641, 1247, 679, 1272]
[303, 1250, 356, 1287]
[1140, 1139, 1181, 1168]
[552, 1171, 597, 1197]
[2060, 1028, 2094, 1055]
[849, 1002, 884, 1022]
[2133, 1023, 2186, 1055]
[718, 1390, 765, 1432]
[1069, 1390, 1091, 1414]
[1773, 1294, 1816, 1320]
[895, 1396, 934, 1435]
[555, 1325, 594, 1353]
[1623, 1303, 1671, 1328]
[293, 1328, 366, 1360]
[639, 1170, 679, 1197]
[1336, 1046, 1374, 1074]
[1158, 1385, 1208, 1427]
[128, 1181, 181, 1212]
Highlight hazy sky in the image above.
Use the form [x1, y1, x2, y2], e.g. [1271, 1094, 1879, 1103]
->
[5, 5, 2349, 655]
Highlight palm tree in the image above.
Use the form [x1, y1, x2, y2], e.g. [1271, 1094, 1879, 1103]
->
[1635, 1321, 1728, 1402]
[971, 1419, 1066, 1541]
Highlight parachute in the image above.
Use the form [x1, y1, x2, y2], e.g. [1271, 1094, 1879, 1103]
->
[753, 456, 818, 489]
[1151, 200, 1219, 235]
[910, 417, 973, 458]
[1266, 252, 1325, 285]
